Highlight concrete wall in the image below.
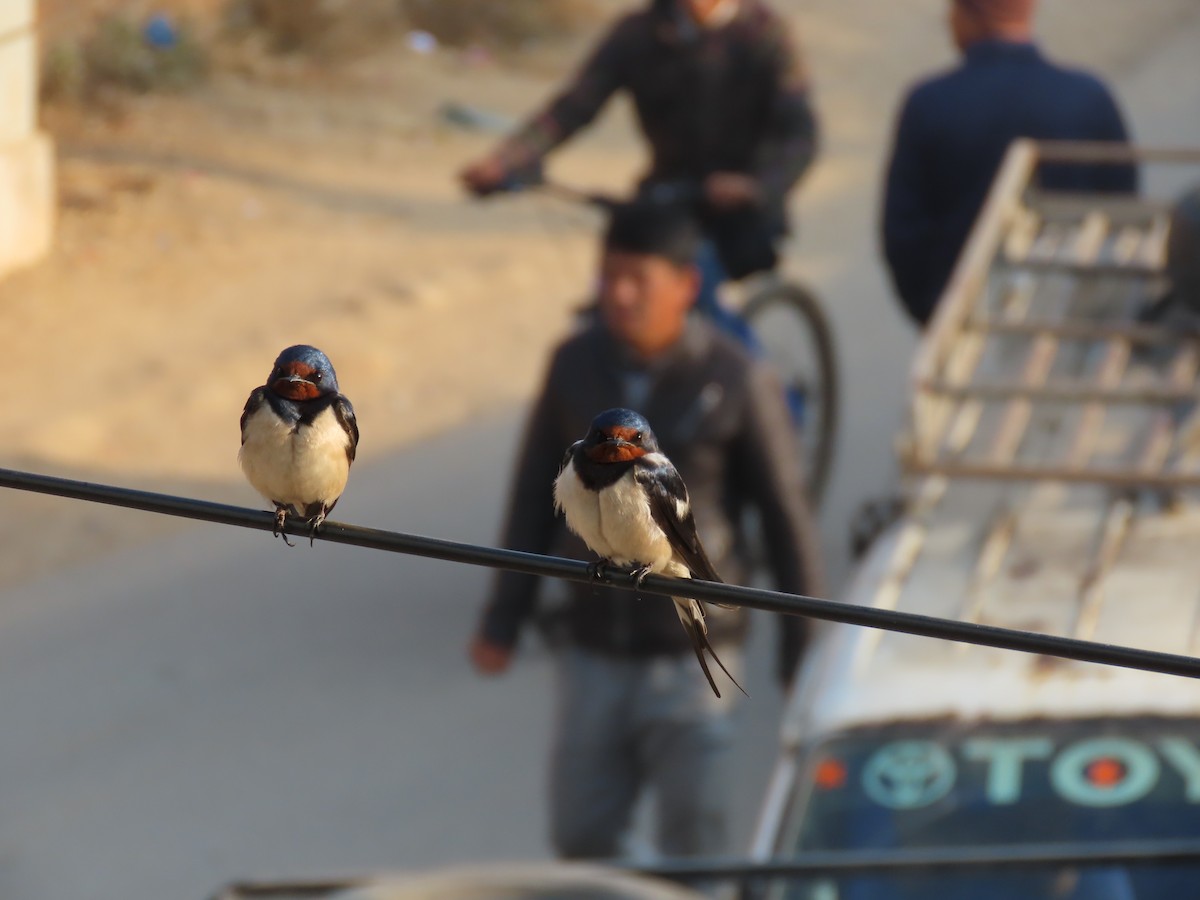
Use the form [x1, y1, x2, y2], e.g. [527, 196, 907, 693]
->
[0, 0, 53, 278]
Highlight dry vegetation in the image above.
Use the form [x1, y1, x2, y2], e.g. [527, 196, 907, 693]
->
[42, 13, 208, 100]
[397, 0, 598, 49]
[39, 0, 599, 99]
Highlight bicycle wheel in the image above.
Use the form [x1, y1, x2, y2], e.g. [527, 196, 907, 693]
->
[742, 280, 839, 507]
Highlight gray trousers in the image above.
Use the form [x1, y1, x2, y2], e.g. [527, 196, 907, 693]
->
[549, 644, 741, 860]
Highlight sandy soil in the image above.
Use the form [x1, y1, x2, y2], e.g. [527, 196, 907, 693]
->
[2, 0, 1196, 587]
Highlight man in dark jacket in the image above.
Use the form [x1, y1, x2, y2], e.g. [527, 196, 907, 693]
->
[882, 0, 1138, 327]
[469, 202, 823, 859]
[461, 0, 818, 281]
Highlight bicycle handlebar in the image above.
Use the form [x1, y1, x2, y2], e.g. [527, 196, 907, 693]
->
[472, 169, 703, 214]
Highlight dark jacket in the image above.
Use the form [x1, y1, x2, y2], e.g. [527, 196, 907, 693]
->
[882, 39, 1138, 326]
[497, 0, 819, 278]
[478, 318, 823, 682]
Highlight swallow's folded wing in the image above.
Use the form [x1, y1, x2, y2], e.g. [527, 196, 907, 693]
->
[559, 440, 582, 476]
[333, 394, 359, 463]
[636, 461, 723, 584]
[239, 387, 268, 444]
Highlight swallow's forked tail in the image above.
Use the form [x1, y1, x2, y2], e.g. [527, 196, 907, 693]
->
[673, 597, 748, 699]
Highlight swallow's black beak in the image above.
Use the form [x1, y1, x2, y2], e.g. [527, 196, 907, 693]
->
[271, 372, 320, 400]
[586, 433, 645, 463]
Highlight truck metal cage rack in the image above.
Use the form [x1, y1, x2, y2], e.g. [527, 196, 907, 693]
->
[907, 141, 1200, 489]
[882, 141, 1200, 652]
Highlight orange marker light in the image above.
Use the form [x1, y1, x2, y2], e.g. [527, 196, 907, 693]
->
[814, 758, 848, 790]
[1085, 757, 1127, 788]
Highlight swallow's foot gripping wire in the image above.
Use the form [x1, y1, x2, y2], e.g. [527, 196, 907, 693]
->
[628, 563, 653, 587]
[586, 558, 613, 582]
[306, 510, 327, 547]
[273, 505, 295, 547]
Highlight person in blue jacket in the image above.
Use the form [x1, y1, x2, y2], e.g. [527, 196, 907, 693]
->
[881, 0, 1138, 327]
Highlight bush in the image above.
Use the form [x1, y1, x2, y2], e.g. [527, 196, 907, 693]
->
[226, 0, 402, 56]
[228, 0, 332, 52]
[397, 0, 596, 49]
[41, 41, 87, 102]
[88, 15, 208, 92]
[41, 14, 209, 101]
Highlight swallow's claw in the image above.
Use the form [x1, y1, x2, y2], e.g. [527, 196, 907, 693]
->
[307, 510, 327, 547]
[586, 559, 613, 581]
[629, 564, 653, 586]
[273, 506, 295, 547]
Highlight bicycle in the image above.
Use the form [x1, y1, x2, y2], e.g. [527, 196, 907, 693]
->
[482, 175, 840, 509]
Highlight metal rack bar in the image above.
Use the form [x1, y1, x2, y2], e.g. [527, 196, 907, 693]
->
[1034, 142, 1200, 164]
[1138, 346, 1200, 474]
[1061, 327, 1132, 471]
[986, 330, 1059, 465]
[966, 320, 1186, 344]
[901, 461, 1200, 488]
[914, 140, 1039, 387]
[911, 241, 1041, 466]
[1004, 259, 1161, 277]
[1071, 497, 1136, 641]
[921, 381, 1200, 404]
[957, 507, 1018, 625]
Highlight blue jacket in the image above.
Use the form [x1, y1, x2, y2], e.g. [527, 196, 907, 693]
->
[882, 40, 1138, 325]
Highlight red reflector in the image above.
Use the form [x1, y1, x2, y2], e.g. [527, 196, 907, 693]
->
[814, 758, 848, 790]
[1085, 757, 1127, 788]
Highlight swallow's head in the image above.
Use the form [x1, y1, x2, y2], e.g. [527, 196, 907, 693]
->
[265, 344, 340, 402]
[582, 408, 659, 464]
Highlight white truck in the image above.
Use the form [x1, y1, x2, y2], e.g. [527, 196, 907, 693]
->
[748, 140, 1200, 899]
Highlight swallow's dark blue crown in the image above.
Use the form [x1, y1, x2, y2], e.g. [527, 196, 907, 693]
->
[590, 407, 652, 434]
[586, 408, 659, 450]
[270, 344, 339, 391]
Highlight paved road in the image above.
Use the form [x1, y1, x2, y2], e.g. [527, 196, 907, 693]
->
[2, 15, 1199, 900]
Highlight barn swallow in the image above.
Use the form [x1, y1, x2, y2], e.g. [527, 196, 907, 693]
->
[554, 408, 745, 698]
[239, 344, 359, 546]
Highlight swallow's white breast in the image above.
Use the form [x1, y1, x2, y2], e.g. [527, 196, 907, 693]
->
[554, 463, 616, 559]
[555, 463, 685, 577]
[239, 403, 352, 513]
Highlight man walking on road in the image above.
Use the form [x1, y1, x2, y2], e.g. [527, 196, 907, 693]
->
[882, 0, 1138, 327]
[468, 202, 823, 861]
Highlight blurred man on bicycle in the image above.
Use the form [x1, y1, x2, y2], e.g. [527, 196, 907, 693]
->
[460, 0, 819, 286]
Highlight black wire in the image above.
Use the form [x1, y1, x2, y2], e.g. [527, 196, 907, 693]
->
[3, 465, 1200, 680]
[638, 838, 1200, 881]
[212, 839, 1200, 897]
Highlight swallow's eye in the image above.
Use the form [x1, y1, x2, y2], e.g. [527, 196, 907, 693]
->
[312, 371, 323, 382]
[634, 432, 643, 443]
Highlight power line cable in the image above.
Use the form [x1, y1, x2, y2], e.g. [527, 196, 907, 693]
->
[2, 465, 1200, 680]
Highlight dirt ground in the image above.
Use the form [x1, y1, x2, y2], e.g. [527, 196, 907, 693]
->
[2, 0, 1197, 587]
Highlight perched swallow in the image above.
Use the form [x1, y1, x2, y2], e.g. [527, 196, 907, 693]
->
[239, 344, 359, 546]
[554, 408, 745, 698]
